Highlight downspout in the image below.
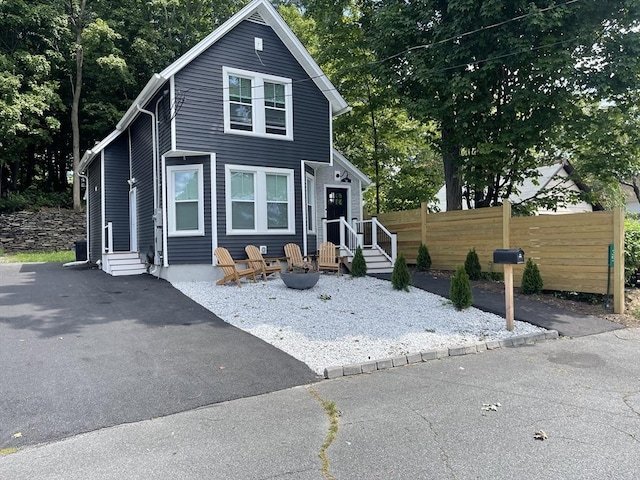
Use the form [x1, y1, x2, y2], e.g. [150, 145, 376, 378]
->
[135, 104, 160, 265]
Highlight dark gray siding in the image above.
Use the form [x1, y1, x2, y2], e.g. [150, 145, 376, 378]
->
[155, 85, 172, 156]
[130, 115, 155, 260]
[173, 20, 331, 260]
[166, 155, 213, 264]
[88, 157, 102, 263]
[103, 134, 130, 251]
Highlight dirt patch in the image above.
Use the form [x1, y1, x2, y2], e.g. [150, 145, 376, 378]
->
[428, 269, 640, 329]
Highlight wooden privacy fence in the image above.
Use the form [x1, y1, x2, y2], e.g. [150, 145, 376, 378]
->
[372, 201, 624, 313]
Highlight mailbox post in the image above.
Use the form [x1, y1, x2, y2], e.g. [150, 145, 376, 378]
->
[493, 249, 525, 331]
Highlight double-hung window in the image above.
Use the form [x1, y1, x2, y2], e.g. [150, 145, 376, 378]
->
[167, 164, 205, 236]
[226, 165, 295, 234]
[223, 67, 293, 140]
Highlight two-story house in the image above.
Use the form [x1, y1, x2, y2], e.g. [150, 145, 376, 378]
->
[79, 0, 395, 281]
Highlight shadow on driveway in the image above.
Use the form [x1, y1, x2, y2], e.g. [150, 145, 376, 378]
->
[0, 263, 318, 449]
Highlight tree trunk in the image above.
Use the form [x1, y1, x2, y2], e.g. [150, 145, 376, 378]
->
[442, 116, 462, 210]
[71, 0, 87, 212]
[366, 81, 381, 214]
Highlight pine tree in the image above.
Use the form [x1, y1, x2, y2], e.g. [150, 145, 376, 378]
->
[351, 246, 367, 277]
[450, 265, 473, 310]
[391, 253, 411, 291]
[416, 243, 432, 271]
[521, 258, 544, 294]
[464, 248, 482, 280]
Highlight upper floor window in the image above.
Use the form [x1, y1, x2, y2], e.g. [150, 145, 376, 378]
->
[223, 67, 293, 140]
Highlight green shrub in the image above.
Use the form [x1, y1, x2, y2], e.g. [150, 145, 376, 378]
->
[464, 248, 482, 280]
[450, 265, 473, 310]
[625, 218, 640, 284]
[521, 258, 544, 294]
[0, 188, 73, 213]
[416, 243, 432, 271]
[391, 253, 411, 291]
[350, 246, 367, 277]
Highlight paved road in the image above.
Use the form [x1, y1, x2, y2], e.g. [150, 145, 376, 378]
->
[0, 263, 318, 449]
[1, 328, 638, 479]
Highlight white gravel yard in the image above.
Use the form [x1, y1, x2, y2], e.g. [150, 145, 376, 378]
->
[173, 275, 546, 375]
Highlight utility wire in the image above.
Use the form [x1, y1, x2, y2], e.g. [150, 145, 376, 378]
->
[369, 0, 582, 66]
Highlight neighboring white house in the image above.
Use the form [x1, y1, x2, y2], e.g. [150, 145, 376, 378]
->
[432, 161, 597, 214]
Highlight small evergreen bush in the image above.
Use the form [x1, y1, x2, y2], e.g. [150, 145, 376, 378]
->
[350, 246, 367, 277]
[450, 265, 473, 310]
[416, 243, 432, 271]
[520, 258, 543, 294]
[464, 248, 482, 280]
[391, 253, 411, 291]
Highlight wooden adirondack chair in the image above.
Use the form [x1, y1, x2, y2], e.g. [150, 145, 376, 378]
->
[284, 243, 314, 271]
[214, 247, 257, 286]
[317, 241, 342, 274]
[245, 245, 282, 281]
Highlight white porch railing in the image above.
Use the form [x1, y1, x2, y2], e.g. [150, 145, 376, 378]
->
[354, 216, 397, 263]
[322, 216, 397, 263]
[104, 221, 113, 254]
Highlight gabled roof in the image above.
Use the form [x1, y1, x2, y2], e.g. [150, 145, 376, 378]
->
[117, 0, 348, 130]
[80, 0, 349, 171]
[333, 150, 372, 186]
[432, 160, 600, 212]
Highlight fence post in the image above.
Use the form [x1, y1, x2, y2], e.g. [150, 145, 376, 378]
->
[502, 200, 511, 248]
[613, 207, 624, 314]
[421, 201, 428, 246]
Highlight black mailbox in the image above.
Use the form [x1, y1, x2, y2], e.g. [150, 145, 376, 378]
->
[493, 248, 525, 264]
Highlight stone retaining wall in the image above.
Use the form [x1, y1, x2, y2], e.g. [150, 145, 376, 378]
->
[0, 209, 86, 253]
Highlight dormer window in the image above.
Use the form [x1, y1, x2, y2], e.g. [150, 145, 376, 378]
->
[223, 67, 293, 140]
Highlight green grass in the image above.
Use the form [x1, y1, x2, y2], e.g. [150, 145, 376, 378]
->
[0, 250, 76, 264]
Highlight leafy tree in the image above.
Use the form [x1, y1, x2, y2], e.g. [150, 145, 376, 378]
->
[450, 265, 473, 310]
[416, 243, 431, 271]
[363, 0, 640, 211]
[561, 101, 640, 210]
[521, 258, 543, 294]
[464, 248, 482, 281]
[293, 0, 441, 213]
[0, 0, 65, 197]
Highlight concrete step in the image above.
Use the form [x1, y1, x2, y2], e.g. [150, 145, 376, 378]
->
[103, 252, 146, 276]
[110, 266, 147, 276]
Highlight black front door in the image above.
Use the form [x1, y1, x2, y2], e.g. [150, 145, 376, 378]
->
[326, 187, 348, 244]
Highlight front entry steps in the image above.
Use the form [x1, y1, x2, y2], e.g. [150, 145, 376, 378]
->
[102, 252, 147, 276]
[343, 247, 393, 274]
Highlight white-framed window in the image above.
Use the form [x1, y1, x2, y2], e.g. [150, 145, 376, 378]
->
[225, 164, 295, 235]
[223, 67, 293, 140]
[167, 164, 205, 237]
[306, 173, 315, 233]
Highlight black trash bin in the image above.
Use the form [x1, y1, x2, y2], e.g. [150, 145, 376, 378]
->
[74, 240, 87, 261]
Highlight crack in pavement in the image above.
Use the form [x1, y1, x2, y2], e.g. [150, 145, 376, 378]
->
[410, 408, 457, 480]
[308, 388, 339, 480]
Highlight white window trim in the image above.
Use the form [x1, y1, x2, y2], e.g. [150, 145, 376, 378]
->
[225, 164, 295, 235]
[306, 172, 315, 234]
[223, 66, 293, 141]
[167, 164, 205, 237]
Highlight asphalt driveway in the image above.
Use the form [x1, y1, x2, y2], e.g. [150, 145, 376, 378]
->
[0, 263, 318, 449]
